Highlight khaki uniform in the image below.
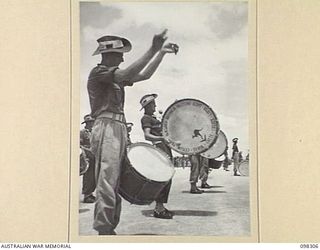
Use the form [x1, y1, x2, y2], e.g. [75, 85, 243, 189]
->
[190, 155, 208, 183]
[80, 128, 96, 196]
[87, 64, 132, 234]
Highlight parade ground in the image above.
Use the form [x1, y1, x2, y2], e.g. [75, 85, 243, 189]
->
[79, 167, 250, 236]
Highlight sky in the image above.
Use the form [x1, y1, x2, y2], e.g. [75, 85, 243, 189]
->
[79, 1, 249, 156]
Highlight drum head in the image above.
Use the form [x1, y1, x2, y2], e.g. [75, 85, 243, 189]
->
[162, 99, 220, 155]
[201, 130, 228, 159]
[239, 160, 249, 176]
[127, 142, 175, 182]
[215, 154, 226, 161]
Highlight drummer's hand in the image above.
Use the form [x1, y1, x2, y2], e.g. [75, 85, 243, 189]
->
[164, 138, 181, 146]
[162, 137, 171, 145]
[151, 29, 168, 52]
[160, 43, 179, 54]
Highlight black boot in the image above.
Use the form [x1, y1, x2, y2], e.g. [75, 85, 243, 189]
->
[201, 182, 213, 188]
[190, 183, 203, 194]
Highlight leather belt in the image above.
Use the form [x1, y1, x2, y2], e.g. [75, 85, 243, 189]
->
[97, 111, 126, 123]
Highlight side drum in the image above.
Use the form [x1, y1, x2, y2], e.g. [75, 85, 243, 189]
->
[119, 142, 175, 205]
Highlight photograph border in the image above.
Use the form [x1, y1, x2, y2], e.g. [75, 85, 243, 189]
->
[69, 0, 258, 243]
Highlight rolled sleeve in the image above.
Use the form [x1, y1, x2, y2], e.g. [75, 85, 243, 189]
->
[88, 65, 118, 84]
[141, 115, 153, 130]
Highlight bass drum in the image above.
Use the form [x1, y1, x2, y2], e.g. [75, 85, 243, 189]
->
[162, 99, 220, 155]
[201, 130, 228, 159]
[119, 142, 175, 205]
[238, 159, 249, 176]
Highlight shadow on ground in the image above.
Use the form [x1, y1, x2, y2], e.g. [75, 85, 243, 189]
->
[181, 190, 227, 194]
[131, 233, 162, 235]
[141, 209, 218, 217]
[201, 190, 227, 193]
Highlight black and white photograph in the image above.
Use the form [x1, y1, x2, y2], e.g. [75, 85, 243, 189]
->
[79, 1, 250, 236]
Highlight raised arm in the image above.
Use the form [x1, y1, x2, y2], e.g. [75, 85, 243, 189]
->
[114, 29, 168, 83]
[130, 43, 177, 83]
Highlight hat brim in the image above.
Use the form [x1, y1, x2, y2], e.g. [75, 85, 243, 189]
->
[139, 94, 158, 110]
[92, 37, 132, 56]
[81, 120, 95, 124]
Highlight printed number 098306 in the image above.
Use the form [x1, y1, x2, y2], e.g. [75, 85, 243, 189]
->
[300, 244, 319, 248]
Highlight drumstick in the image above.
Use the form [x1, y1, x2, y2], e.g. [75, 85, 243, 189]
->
[164, 138, 181, 147]
[171, 43, 179, 55]
[162, 43, 179, 54]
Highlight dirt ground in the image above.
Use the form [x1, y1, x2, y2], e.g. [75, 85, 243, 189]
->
[79, 167, 250, 236]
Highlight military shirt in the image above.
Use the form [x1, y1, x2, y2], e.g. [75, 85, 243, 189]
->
[87, 64, 133, 118]
[141, 114, 162, 136]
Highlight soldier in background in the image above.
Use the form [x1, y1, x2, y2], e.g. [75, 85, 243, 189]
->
[199, 156, 213, 189]
[232, 138, 241, 176]
[80, 114, 96, 203]
[223, 147, 231, 171]
[189, 155, 204, 194]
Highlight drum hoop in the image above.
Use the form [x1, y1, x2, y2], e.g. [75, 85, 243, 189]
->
[127, 142, 175, 181]
[118, 189, 153, 205]
[161, 98, 220, 155]
[125, 163, 171, 184]
[201, 130, 228, 159]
